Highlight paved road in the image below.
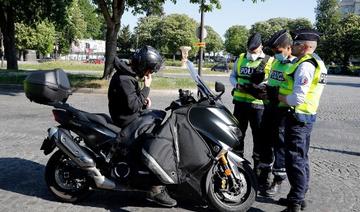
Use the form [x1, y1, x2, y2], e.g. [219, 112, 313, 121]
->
[0, 75, 359, 212]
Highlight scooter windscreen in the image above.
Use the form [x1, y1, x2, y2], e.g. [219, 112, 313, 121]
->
[186, 61, 215, 99]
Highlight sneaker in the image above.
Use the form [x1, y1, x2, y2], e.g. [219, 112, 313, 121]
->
[264, 180, 282, 197]
[278, 198, 307, 210]
[146, 186, 177, 207]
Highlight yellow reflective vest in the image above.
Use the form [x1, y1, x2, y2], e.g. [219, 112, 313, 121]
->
[287, 53, 327, 117]
[233, 53, 273, 104]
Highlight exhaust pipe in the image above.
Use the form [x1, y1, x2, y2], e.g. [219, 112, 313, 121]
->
[50, 127, 116, 190]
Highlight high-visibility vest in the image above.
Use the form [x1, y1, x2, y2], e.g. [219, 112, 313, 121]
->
[267, 59, 296, 107]
[278, 54, 327, 123]
[233, 53, 273, 104]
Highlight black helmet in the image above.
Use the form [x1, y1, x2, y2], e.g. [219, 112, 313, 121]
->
[131, 46, 163, 77]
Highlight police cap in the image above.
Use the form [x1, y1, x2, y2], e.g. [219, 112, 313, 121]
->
[247, 33, 262, 51]
[267, 29, 291, 49]
[290, 29, 322, 42]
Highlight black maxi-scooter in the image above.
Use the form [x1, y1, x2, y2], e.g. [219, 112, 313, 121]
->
[24, 61, 257, 212]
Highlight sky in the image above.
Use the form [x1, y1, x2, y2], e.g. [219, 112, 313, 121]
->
[121, 0, 318, 38]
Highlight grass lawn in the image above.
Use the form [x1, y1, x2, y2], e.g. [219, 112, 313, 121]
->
[16, 60, 229, 75]
[0, 70, 200, 90]
[19, 61, 104, 71]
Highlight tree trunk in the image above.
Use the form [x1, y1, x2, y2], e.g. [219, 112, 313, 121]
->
[98, 0, 125, 80]
[0, 4, 18, 70]
[102, 23, 120, 79]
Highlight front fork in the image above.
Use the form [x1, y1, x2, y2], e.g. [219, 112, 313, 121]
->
[213, 150, 245, 192]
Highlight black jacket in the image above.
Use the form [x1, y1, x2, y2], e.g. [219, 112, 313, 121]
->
[108, 59, 150, 128]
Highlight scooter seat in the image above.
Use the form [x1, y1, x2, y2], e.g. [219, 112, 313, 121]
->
[83, 112, 121, 133]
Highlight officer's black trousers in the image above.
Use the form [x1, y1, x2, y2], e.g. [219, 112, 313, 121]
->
[284, 113, 313, 204]
[259, 105, 288, 182]
[233, 101, 264, 161]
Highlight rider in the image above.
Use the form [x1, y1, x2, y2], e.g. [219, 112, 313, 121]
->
[108, 45, 177, 207]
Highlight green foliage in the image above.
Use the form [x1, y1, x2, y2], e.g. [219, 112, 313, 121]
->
[250, 18, 313, 43]
[315, 0, 343, 64]
[79, 0, 103, 39]
[135, 14, 199, 57]
[117, 25, 133, 56]
[15, 23, 37, 50]
[35, 21, 56, 55]
[204, 25, 223, 54]
[315, 0, 341, 33]
[15, 21, 56, 55]
[65, 0, 87, 41]
[336, 14, 360, 66]
[224, 25, 249, 56]
[135, 15, 163, 50]
[161, 14, 198, 56]
[287, 18, 313, 31]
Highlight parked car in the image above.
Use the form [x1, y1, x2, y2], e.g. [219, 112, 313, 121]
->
[211, 62, 230, 72]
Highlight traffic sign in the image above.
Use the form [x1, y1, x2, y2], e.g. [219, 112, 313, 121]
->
[194, 42, 206, 47]
[196, 27, 208, 40]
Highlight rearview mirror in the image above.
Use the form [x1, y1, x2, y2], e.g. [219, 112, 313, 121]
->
[215, 81, 225, 93]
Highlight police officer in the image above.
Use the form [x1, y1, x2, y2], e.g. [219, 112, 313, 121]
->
[277, 29, 327, 212]
[229, 33, 274, 167]
[108, 46, 177, 207]
[257, 30, 297, 196]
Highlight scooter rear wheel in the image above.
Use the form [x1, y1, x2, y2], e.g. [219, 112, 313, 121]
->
[45, 150, 91, 202]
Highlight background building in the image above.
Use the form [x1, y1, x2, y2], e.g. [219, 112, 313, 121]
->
[340, 0, 360, 15]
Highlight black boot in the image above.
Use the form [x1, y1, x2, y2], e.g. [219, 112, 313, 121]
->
[283, 203, 301, 212]
[278, 198, 307, 211]
[257, 167, 272, 195]
[146, 186, 177, 207]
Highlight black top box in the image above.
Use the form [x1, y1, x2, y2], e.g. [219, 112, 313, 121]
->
[24, 69, 72, 105]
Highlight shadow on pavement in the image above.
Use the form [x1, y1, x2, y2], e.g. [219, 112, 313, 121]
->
[0, 157, 53, 201]
[310, 146, 360, 157]
[0, 157, 213, 211]
[0, 86, 24, 96]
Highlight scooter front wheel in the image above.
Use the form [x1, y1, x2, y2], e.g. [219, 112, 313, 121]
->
[45, 150, 91, 202]
[205, 162, 256, 212]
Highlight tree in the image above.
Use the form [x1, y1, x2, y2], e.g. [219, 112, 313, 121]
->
[287, 18, 313, 31]
[96, 0, 266, 79]
[117, 25, 133, 57]
[204, 25, 223, 56]
[224, 25, 249, 56]
[0, 0, 71, 70]
[15, 23, 37, 53]
[79, 0, 104, 39]
[134, 15, 163, 50]
[161, 14, 198, 57]
[250, 18, 290, 43]
[315, 0, 342, 64]
[35, 21, 56, 56]
[337, 14, 360, 66]
[96, 0, 224, 79]
[65, 0, 87, 43]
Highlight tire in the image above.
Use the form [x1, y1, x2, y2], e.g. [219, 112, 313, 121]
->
[45, 150, 91, 202]
[205, 162, 257, 212]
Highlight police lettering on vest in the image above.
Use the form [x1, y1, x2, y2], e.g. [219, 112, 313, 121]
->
[233, 53, 273, 104]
